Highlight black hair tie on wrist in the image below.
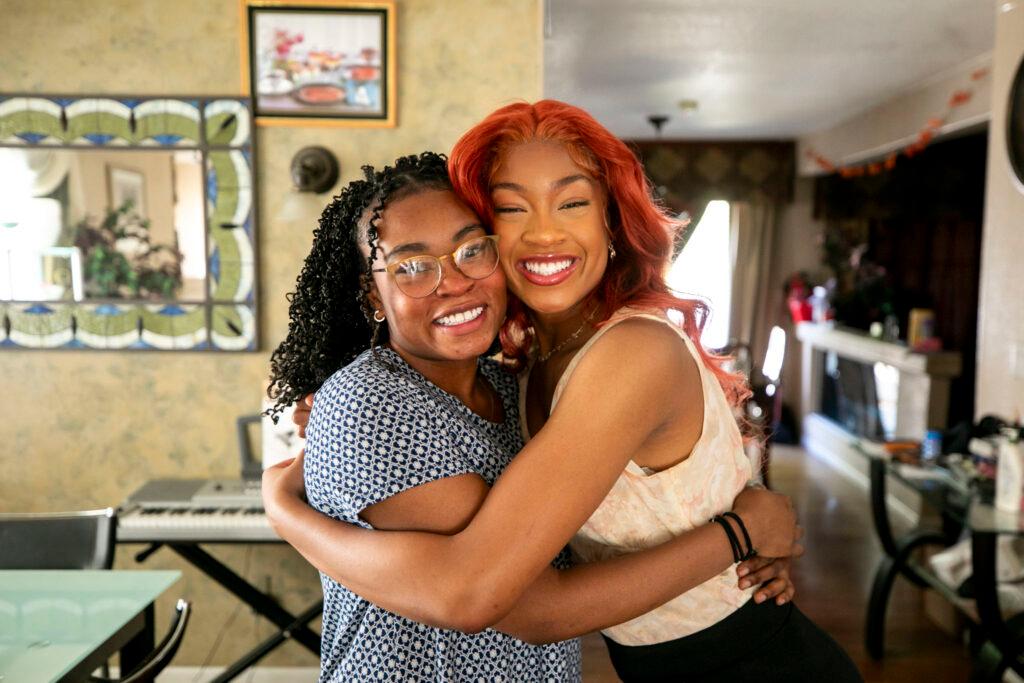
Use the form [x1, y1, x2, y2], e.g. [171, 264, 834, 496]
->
[711, 515, 743, 563]
[722, 511, 756, 561]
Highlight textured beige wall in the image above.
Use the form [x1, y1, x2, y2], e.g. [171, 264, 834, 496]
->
[0, 0, 542, 667]
[796, 53, 992, 176]
[976, 1, 1024, 419]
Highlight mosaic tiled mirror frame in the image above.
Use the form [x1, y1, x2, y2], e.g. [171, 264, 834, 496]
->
[0, 95, 258, 351]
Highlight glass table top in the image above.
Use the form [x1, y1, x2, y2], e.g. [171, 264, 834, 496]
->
[0, 570, 180, 683]
[852, 439, 1024, 535]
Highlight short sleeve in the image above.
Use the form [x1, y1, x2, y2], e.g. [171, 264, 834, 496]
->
[303, 362, 477, 521]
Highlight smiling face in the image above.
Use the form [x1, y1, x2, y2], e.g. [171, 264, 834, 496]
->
[489, 140, 610, 320]
[364, 189, 506, 364]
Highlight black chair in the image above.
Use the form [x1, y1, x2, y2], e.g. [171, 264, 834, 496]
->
[716, 327, 787, 488]
[0, 509, 192, 682]
[92, 599, 192, 683]
[747, 326, 787, 488]
[0, 508, 116, 569]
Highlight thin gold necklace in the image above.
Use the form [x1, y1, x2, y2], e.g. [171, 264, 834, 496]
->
[538, 314, 594, 364]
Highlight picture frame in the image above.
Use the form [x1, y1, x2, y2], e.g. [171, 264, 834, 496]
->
[107, 165, 147, 217]
[240, 0, 396, 128]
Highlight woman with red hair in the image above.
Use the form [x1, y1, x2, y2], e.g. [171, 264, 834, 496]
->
[265, 101, 859, 681]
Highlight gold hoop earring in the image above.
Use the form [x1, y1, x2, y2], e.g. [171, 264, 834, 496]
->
[604, 212, 617, 260]
[373, 310, 386, 323]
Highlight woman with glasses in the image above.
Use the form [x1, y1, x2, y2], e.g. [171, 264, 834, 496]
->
[266, 151, 801, 682]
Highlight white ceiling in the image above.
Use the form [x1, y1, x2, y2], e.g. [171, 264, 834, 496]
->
[543, 0, 996, 139]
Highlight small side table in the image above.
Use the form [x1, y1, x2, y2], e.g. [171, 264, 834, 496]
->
[858, 442, 1024, 682]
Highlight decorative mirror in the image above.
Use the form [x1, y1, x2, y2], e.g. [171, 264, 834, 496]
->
[0, 95, 257, 351]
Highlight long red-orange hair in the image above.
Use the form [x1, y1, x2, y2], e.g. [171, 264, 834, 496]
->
[449, 100, 750, 408]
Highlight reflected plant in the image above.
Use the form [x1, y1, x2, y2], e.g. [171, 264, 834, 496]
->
[73, 201, 183, 299]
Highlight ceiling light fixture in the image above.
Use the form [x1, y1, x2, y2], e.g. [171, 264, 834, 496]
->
[678, 99, 699, 115]
[647, 115, 669, 137]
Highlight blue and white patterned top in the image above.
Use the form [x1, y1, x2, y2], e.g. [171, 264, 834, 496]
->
[304, 347, 582, 683]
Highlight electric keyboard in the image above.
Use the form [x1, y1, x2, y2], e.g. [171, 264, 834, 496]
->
[117, 478, 280, 542]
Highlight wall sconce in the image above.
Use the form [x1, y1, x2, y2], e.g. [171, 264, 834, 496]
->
[290, 146, 339, 194]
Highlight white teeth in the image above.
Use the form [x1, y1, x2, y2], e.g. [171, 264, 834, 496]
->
[524, 259, 573, 276]
[436, 306, 484, 327]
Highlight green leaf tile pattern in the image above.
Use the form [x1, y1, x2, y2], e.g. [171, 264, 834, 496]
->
[205, 100, 251, 147]
[133, 99, 201, 145]
[6, 304, 75, 348]
[140, 304, 207, 349]
[211, 304, 255, 351]
[76, 305, 139, 337]
[64, 99, 134, 143]
[208, 150, 255, 303]
[0, 97, 65, 143]
[0, 97, 205, 146]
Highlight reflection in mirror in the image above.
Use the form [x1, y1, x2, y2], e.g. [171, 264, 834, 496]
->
[0, 148, 206, 302]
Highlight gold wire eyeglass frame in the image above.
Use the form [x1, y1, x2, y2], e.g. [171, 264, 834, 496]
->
[371, 235, 501, 298]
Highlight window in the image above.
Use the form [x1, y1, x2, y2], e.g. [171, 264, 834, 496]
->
[666, 200, 732, 349]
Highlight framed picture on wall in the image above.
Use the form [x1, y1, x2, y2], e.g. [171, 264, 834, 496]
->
[240, 0, 396, 127]
[107, 166, 147, 217]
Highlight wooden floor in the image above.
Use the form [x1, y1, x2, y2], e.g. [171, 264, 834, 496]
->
[581, 444, 973, 682]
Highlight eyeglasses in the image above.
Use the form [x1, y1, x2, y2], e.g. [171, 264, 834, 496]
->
[372, 235, 500, 298]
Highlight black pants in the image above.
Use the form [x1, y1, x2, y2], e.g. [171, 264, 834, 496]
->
[602, 598, 862, 682]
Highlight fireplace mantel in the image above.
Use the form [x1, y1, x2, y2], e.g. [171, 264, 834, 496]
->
[796, 323, 962, 378]
[796, 322, 964, 523]
[797, 322, 962, 443]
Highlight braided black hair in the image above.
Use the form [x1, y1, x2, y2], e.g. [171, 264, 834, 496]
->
[266, 151, 452, 421]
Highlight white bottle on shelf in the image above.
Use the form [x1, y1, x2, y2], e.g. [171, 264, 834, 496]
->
[996, 428, 1024, 513]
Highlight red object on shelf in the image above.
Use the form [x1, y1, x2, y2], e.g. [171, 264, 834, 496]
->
[911, 337, 943, 353]
[788, 297, 813, 323]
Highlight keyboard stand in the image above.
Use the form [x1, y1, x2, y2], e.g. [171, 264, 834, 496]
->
[131, 540, 322, 681]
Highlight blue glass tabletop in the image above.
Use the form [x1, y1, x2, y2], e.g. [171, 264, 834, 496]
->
[0, 570, 180, 683]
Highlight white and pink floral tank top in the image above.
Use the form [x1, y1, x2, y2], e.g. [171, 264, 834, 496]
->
[520, 308, 754, 646]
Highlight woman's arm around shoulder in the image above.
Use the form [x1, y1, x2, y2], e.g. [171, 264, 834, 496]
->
[265, 317, 775, 630]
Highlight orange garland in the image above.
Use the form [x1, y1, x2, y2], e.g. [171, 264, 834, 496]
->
[806, 67, 990, 177]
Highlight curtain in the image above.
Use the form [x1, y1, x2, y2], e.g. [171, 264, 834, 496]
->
[728, 201, 778, 364]
[672, 200, 710, 258]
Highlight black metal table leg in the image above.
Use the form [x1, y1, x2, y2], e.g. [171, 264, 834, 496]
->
[866, 555, 897, 660]
[168, 544, 322, 655]
[211, 600, 324, 683]
[869, 457, 899, 557]
[970, 531, 1012, 682]
[865, 529, 948, 659]
[119, 602, 155, 675]
[864, 456, 948, 659]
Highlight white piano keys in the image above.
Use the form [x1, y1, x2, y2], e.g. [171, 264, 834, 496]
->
[117, 506, 280, 542]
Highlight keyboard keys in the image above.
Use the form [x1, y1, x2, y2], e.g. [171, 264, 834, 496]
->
[117, 505, 277, 542]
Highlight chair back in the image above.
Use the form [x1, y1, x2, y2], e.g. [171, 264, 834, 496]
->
[0, 508, 116, 569]
[761, 325, 786, 387]
[116, 599, 192, 683]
